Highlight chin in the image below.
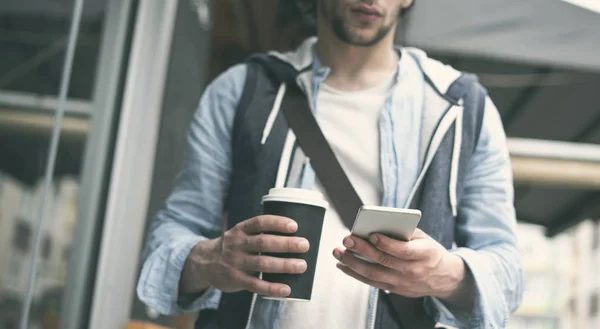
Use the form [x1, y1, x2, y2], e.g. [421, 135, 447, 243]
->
[331, 18, 390, 47]
[345, 32, 380, 46]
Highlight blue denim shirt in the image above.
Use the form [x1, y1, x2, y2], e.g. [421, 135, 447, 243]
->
[137, 47, 523, 329]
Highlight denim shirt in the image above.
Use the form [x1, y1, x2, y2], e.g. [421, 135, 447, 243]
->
[137, 47, 523, 329]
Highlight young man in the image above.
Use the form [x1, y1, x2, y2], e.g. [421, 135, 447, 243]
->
[137, 1, 523, 328]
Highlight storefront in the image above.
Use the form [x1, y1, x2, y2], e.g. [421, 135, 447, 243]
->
[0, 0, 212, 328]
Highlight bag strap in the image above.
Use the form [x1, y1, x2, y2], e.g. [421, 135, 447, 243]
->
[279, 83, 363, 230]
[280, 82, 437, 329]
[248, 54, 437, 329]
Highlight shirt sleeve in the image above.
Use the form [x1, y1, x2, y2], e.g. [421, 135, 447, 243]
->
[136, 64, 247, 316]
[430, 97, 524, 329]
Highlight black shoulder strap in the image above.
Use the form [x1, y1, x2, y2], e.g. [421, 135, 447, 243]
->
[244, 54, 363, 231]
[279, 68, 438, 329]
[280, 84, 364, 230]
[249, 55, 437, 329]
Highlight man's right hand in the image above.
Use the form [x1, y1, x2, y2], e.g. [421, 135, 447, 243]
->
[179, 215, 310, 298]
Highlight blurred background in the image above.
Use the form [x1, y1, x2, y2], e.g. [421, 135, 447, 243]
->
[0, 1, 599, 329]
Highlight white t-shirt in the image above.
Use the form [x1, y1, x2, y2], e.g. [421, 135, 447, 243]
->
[279, 74, 394, 329]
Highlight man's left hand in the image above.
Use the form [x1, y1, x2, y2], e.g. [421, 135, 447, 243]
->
[333, 229, 472, 302]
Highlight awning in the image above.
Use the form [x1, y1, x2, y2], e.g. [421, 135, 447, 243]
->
[399, 0, 600, 72]
[400, 0, 600, 235]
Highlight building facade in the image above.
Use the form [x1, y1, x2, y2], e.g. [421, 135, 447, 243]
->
[508, 220, 600, 329]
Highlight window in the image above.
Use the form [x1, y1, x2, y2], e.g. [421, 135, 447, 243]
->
[591, 294, 599, 317]
[9, 256, 21, 278]
[42, 235, 52, 260]
[569, 298, 577, 314]
[13, 220, 31, 252]
[593, 221, 600, 250]
[63, 246, 70, 262]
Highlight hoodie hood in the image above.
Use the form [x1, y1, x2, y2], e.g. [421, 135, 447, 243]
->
[266, 36, 469, 218]
[268, 37, 463, 99]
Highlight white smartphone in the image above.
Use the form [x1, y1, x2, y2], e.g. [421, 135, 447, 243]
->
[349, 206, 421, 263]
[351, 205, 421, 242]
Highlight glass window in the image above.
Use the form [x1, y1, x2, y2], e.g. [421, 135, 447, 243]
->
[591, 294, 599, 317]
[12, 220, 31, 252]
[593, 221, 599, 250]
[42, 235, 51, 260]
[0, 1, 109, 328]
[62, 246, 70, 262]
[0, 0, 106, 99]
[569, 298, 577, 314]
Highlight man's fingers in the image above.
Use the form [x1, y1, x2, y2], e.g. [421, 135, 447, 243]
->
[238, 274, 292, 297]
[240, 215, 298, 235]
[238, 255, 308, 274]
[333, 249, 399, 286]
[336, 263, 393, 292]
[370, 234, 421, 260]
[342, 236, 405, 270]
[336, 263, 422, 298]
[244, 235, 310, 253]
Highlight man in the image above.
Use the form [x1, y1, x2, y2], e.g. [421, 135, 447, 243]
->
[137, 1, 523, 328]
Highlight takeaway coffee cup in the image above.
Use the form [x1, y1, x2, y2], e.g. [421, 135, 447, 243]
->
[260, 188, 328, 301]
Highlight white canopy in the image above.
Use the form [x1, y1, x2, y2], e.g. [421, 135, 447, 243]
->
[399, 0, 600, 72]
[399, 1, 600, 234]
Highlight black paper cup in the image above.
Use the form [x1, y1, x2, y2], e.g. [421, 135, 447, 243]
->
[260, 188, 328, 301]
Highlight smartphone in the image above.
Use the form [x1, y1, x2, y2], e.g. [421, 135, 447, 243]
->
[351, 205, 421, 242]
[349, 206, 421, 263]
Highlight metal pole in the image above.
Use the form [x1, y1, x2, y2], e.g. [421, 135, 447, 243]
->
[0, 90, 92, 116]
[18, 0, 85, 328]
[508, 138, 600, 189]
[511, 157, 600, 188]
[508, 138, 600, 164]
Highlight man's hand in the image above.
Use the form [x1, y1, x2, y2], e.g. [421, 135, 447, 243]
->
[333, 229, 474, 304]
[180, 215, 310, 298]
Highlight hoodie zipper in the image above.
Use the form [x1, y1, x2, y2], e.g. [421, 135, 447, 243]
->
[369, 104, 461, 329]
[261, 83, 287, 145]
[449, 107, 463, 217]
[369, 289, 379, 329]
[244, 292, 258, 329]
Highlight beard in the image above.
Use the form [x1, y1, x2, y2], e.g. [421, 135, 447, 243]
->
[319, 0, 399, 47]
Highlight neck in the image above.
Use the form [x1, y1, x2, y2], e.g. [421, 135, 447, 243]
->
[316, 24, 398, 91]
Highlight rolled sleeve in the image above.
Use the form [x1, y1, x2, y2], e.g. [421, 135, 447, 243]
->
[137, 235, 222, 314]
[429, 97, 524, 329]
[136, 64, 247, 316]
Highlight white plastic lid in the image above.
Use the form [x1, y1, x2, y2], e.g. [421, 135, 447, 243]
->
[262, 188, 329, 209]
